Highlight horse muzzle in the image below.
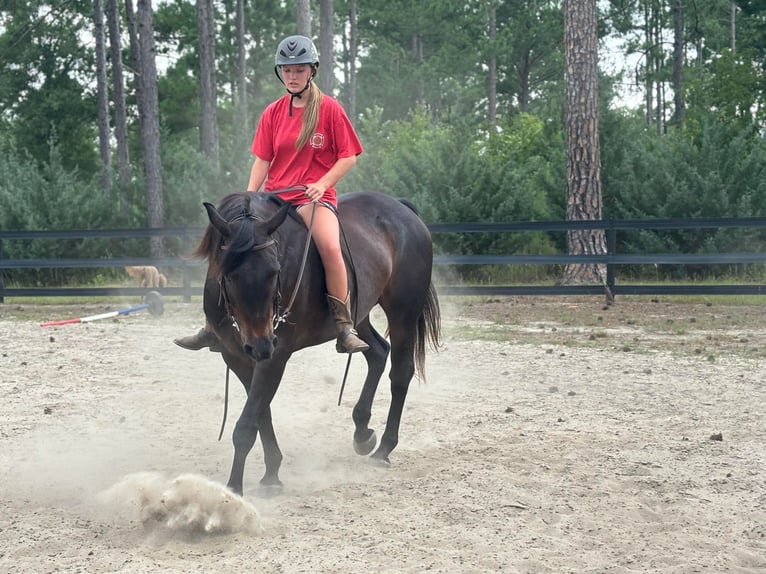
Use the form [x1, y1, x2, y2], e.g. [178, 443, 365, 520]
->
[243, 333, 277, 361]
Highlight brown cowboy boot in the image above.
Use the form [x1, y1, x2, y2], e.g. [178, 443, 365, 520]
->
[173, 326, 222, 352]
[327, 293, 369, 354]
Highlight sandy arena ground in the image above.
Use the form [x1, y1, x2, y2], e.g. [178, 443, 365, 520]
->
[0, 296, 764, 573]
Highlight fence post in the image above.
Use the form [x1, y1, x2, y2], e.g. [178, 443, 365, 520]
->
[0, 238, 4, 304]
[183, 233, 192, 303]
[606, 218, 616, 302]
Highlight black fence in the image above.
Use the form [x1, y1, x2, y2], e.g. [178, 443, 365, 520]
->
[2, 216, 766, 303]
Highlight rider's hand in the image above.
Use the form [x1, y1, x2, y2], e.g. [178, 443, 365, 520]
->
[304, 182, 326, 202]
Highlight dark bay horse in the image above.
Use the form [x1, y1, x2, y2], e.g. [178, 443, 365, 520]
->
[192, 191, 441, 495]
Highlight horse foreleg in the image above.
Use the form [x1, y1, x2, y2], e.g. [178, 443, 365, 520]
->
[227, 364, 285, 495]
[371, 333, 415, 464]
[227, 399, 261, 495]
[352, 325, 390, 456]
[256, 405, 284, 491]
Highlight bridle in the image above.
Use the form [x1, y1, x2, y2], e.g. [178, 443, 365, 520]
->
[216, 231, 278, 334]
[217, 187, 318, 334]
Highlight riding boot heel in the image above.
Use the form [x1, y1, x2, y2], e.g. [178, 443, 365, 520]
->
[173, 326, 222, 352]
[327, 293, 369, 354]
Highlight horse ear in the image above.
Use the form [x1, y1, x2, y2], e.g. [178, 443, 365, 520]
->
[203, 202, 232, 238]
[265, 202, 291, 235]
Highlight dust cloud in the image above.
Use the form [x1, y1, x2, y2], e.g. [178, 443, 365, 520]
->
[97, 472, 263, 537]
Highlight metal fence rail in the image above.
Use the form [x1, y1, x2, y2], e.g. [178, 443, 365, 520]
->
[2, 216, 766, 302]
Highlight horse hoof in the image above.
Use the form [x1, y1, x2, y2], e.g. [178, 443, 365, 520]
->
[353, 429, 377, 455]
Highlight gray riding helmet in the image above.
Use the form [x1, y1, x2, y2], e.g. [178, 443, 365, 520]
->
[274, 35, 319, 82]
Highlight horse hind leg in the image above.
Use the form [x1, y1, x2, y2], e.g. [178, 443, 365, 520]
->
[351, 321, 390, 456]
[370, 321, 417, 465]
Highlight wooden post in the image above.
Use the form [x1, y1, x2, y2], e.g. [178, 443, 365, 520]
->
[183, 233, 192, 303]
[0, 239, 4, 304]
[606, 219, 616, 305]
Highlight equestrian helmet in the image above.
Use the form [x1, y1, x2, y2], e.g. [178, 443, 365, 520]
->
[275, 35, 319, 67]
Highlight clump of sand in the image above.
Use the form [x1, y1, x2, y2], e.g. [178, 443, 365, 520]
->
[98, 472, 263, 536]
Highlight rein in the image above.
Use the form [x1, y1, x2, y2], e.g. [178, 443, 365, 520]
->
[273, 201, 317, 328]
[254, 185, 318, 328]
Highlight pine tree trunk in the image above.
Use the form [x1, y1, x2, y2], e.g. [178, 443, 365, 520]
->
[643, 2, 652, 127]
[297, 0, 311, 37]
[125, 0, 144, 128]
[653, 16, 664, 134]
[347, 0, 358, 121]
[413, 34, 424, 105]
[672, 0, 684, 129]
[487, 3, 497, 127]
[197, 0, 219, 164]
[93, 0, 112, 196]
[235, 0, 248, 134]
[107, 0, 130, 204]
[137, 0, 165, 258]
[562, 0, 607, 290]
[319, 0, 334, 94]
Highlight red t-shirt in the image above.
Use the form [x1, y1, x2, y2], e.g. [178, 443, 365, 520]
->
[251, 94, 363, 206]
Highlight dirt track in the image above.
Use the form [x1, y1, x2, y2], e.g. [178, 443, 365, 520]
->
[1, 297, 764, 573]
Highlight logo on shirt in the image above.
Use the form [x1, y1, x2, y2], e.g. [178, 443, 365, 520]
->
[310, 132, 325, 149]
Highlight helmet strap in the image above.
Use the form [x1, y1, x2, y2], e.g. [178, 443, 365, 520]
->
[274, 65, 317, 117]
[286, 79, 313, 117]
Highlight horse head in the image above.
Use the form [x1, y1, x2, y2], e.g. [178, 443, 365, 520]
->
[202, 192, 291, 361]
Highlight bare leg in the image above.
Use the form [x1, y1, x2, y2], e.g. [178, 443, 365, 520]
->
[298, 203, 368, 353]
[297, 203, 347, 299]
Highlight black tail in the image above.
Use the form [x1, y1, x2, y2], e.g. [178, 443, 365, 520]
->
[414, 282, 441, 383]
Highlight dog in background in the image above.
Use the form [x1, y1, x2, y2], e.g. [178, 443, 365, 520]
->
[125, 266, 168, 289]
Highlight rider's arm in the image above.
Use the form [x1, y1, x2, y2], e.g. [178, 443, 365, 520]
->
[317, 155, 357, 190]
[247, 156, 270, 192]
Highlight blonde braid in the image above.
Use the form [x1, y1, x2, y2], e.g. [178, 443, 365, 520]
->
[296, 82, 322, 149]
